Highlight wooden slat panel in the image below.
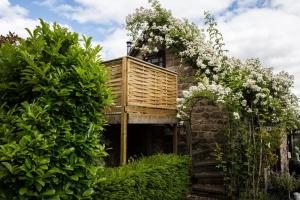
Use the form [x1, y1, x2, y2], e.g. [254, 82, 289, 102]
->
[127, 57, 177, 110]
[104, 56, 177, 116]
[104, 59, 122, 108]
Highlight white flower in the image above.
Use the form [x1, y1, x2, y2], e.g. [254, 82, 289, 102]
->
[213, 74, 218, 81]
[176, 98, 184, 103]
[182, 90, 193, 98]
[247, 108, 253, 113]
[241, 100, 247, 107]
[189, 86, 198, 92]
[233, 112, 240, 120]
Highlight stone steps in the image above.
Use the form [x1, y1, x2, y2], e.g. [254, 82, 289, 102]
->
[193, 160, 220, 172]
[178, 121, 226, 199]
[193, 172, 224, 185]
[192, 149, 216, 162]
[191, 144, 225, 199]
[192, 184, 226, 199]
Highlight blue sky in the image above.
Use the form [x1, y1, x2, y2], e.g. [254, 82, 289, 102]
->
[1, 0, 300, 96]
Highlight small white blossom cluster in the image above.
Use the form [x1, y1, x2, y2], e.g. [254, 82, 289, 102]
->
[233, 112, 240, 120]
[176, 79, 232, 119]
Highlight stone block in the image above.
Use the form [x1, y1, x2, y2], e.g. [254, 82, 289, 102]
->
[210, 112, 222, 119]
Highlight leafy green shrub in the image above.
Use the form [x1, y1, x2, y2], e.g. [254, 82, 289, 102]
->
[270, 172, 300, 199]
[0, 20, 111, 199]
[96, 154, 191, 200]
[239, 191, 279, 200]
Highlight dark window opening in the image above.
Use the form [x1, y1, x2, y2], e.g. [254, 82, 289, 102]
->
[144, 50, 165, 68]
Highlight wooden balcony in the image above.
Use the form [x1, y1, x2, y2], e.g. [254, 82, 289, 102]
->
[103, 56, 178, 164]
[104, 56, 177, 124]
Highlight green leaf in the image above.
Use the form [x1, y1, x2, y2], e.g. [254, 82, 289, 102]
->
[35, 183, 42, 192]
[25, 159, 31, 169]
[83, 188, 94, 197]
[42, 189, 56, 196]
[19, 135, 31, 146]
[70, 175, 79, 181]
[49, 195, 60, 200]
[39, 158, 50, 165]
[88, 166, 98, 176]
[37, 179, 45, 187]
[19, 187, 28, 196]
[2, 162, 13, 173]
[48, 167, 66, 175]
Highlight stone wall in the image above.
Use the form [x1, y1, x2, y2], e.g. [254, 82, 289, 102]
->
[165, 50, 195, 97]
[164, 50, 227, 157]
[190, 99, 227, 160]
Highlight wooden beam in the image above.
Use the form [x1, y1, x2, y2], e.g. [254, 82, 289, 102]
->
[128, 113, 177, 124]
[107, 112, 177, 124]
[173, 125, 178, 154]
[120, 57, 128, 165]
[120, 112, 128, 165]
[126, 106, 176, 115]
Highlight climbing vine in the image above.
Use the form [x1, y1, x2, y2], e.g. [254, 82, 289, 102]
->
[126, 0, 300, 198]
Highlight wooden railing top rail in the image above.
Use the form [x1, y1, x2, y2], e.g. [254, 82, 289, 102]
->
[103, 56, 177, 75]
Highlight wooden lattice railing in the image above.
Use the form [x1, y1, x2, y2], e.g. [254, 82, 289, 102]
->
[104, 56, 177, 113]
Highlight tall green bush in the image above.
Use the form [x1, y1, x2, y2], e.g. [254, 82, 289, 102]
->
[95, 154, 191, 200]
[0, 20, 111, 199]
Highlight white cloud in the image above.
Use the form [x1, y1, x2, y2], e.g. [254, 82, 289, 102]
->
[0, 0, 38, 37]
[271, 0, 300, 17]
[38, 0, 234, 24]
[44, 0, 145, 24]
[158, 0, 234, 20]
[100, 27, 128, 60]
[218, 7, 300, 96]
[0, 0, 73, 40]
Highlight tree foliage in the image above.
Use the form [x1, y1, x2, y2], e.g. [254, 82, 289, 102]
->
[0, 32, 20, 46]
[0, 20, 111, 199]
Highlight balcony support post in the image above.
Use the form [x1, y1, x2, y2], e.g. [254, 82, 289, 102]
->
[120, 57, 128, 165]
[120, 111, 128, 165]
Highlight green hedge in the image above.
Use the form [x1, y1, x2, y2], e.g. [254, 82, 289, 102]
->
[96, 154, 191, 200]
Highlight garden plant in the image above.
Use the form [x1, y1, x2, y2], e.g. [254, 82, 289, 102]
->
[0, 20, 111, 199]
